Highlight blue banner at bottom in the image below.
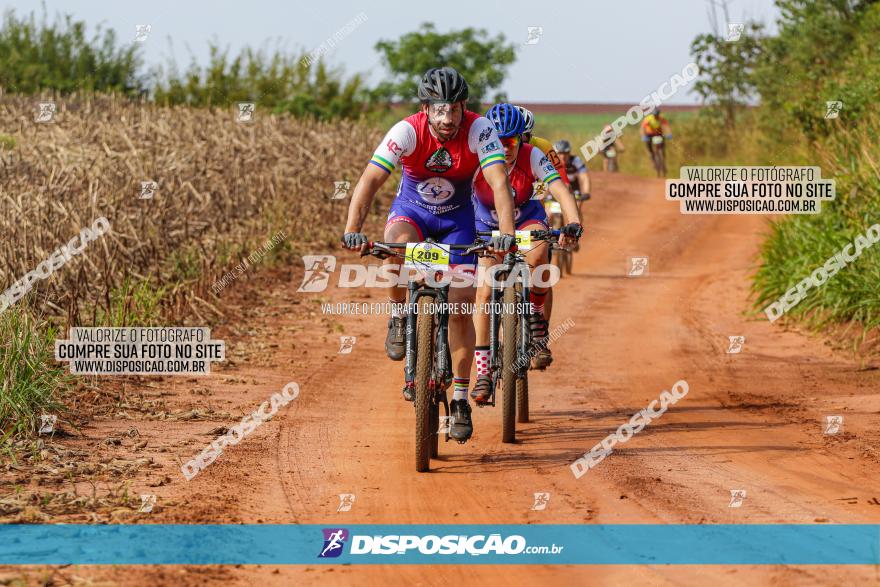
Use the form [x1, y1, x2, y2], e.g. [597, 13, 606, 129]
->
[0, 524, 877, 565]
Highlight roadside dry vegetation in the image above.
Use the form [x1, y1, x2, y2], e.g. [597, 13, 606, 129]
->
[0, 93, 385, 439]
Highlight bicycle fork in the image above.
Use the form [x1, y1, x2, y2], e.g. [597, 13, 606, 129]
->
[403, 280, 452, 442]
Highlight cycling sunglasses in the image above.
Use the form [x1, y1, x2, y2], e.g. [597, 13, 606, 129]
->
[500, 136, 521, 149]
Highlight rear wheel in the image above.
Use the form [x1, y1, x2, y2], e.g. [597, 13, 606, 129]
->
[653, 144, 666, 177]
[429, 401, 439, 458]
[414, 297, 435, 472]
[552, 243, 565, 277]
[501, 285, 518, 443]
[516, 373, 529, 424]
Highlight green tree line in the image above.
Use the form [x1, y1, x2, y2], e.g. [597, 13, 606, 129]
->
[0, 10, 516, 121]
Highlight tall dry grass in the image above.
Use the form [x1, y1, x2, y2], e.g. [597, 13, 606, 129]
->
[0, 92, 384, 326]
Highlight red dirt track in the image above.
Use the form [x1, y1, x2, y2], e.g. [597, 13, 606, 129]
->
[7, 172, 880, 586]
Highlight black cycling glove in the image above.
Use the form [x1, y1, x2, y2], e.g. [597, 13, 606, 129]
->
[490, 233, 516, 252]
[562, 223, 584, 238]
[342, 232, 368, 249]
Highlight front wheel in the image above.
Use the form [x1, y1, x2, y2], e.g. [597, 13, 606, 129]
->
[501, 285, 519, 443]
[652, 144, 666, 177]
[414, 297, 435, 472]
[516, 373, 529, 424]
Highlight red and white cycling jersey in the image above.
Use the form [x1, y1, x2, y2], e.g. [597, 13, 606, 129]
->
[472, 143, 561, 209]
[369, 111, 506, 215]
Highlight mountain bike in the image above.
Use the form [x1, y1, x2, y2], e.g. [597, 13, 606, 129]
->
[650, 135, 667, 177]
[363, 239, 483, 472]
[603, 146, 619, 172]
[542, 200, 572, 276]
[476, 229, 564, 442]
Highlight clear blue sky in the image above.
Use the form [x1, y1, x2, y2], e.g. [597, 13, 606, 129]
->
[7, 0, 780, 103]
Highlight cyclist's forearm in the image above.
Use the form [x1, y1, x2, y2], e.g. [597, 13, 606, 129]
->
[549, 180, 580, 225]
[345, 165, 387, 233]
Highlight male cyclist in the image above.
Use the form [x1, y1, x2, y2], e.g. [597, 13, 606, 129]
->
[470, 104, 582, 402]
[342, 67, 517, 443]
[640, 107, 672, 154]
[600, 124, 625, 172]
[553, 139, 591, 215]
[517, 106, 570, 188]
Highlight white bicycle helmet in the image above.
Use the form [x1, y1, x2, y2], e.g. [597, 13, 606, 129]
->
[516, 106, 535, 134]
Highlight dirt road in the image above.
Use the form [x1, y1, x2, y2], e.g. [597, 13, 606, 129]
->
[9, 172, 880, 586]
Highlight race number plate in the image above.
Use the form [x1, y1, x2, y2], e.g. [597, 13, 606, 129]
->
[404, 242, 451, 270]
[606, 148, 616, 157]
[651, 135, 664, 145]
[492, 230, 533, 251]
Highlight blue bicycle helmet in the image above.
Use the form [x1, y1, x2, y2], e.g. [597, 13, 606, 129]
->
[485, 103, 525, 138]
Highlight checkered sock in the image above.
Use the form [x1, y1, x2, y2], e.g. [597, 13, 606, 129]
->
[453, 377, 469, 401]
[474, 346, 490, 376]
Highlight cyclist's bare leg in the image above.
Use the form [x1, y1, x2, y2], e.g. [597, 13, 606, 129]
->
[447, 273, 475, 383]
[384, 220, 420, 304]
[474, 255, 495, 347]
[522, 220, 553, 369]
[383, 221, 419, 363]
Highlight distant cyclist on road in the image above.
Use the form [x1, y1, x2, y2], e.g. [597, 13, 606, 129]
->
[341, 67, 517, 443]
[470, 104, 582, 402]
[553, 139, 591, 215]
[600, 124, 625, 172]
[640, 107, 672, 153]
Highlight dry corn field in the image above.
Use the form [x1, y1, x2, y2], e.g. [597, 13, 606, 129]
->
[0, 94, 384, 326]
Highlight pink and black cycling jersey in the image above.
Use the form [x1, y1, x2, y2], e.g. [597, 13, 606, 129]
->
[369, 111, 506, 215]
